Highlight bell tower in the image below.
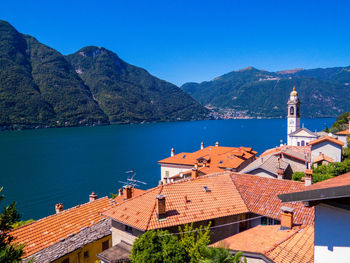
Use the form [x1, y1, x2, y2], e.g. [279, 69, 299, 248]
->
[287, 86, 300, 145]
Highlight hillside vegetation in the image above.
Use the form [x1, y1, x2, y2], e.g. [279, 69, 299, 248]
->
[182, 67, 350, 118]
[0, 20, 208, 129]
[66, 46, 208, 123]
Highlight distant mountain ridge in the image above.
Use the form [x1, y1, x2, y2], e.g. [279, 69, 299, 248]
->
[0, 20, 208, 129]
[182, 66, 350, 118]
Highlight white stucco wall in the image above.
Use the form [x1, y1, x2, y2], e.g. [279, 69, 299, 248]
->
[337, 135, 348, 148]
[314, 204, 350, 263]
[160, 163, 193, 181]
[111, 220, 143, 246]
[311, 141, 342, 163]
[288, 135, 316, 146]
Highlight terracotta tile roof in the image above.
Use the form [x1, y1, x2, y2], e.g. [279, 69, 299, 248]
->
[10, 189, 145, 258]
[11, 197, 115, 257]
[240, 155, 290, 175]
[336, 129, 349, 135]
[298, 172, 350, 192]
[260, 145, 310, 159]
[104, 172, 314, 231]
[232, 173, 314, 225]
[213, 225, 314, 263]
[114, 188, 146, 203]
[308, 136, 344, 147]
[103, 173, 249, 231]
[313, 153, 334, 163]
[267, 225, 314, 263]
[158, 146, 257, 169]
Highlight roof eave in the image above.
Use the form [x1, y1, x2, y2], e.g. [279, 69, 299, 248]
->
[278, 185, 350, 203]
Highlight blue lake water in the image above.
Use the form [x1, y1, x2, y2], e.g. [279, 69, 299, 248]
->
[0, 118, 334, 220]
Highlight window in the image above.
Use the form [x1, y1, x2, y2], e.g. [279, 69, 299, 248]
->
[297, 142, 300, 146]
[62, 259, 69, 263]
[261, 217, 280, 225]
[83, 251, 89, 258]
[301, 140, 305, 146]
[125, 225, 132, 233]
[102, 240, 110, 251]
[290, 106, 294, 115]
[165, 171, 169, 177]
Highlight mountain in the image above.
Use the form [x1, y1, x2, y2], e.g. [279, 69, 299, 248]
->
[182, 67, 350, 118]
[0, 20, 108, 128]
[0, 20, 208, 129]
[65, 46, 208, 123]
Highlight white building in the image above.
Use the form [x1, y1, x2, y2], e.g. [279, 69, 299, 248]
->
[309, 136, 344, 164]
[279, 172, 350, 263]
[287, 87, 318, 146]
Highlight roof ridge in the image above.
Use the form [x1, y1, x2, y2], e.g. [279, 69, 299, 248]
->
[229, 173, 249, 212]
[145, 184, 163, 230]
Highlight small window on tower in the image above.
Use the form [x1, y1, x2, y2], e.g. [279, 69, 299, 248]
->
[165, 171, 169, 177]
[290, 106, 294, 115]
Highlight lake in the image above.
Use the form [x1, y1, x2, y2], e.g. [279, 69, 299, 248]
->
[0, 118, 334, 220]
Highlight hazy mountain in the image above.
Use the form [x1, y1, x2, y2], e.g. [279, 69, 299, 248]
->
[182, 67, 350, 118]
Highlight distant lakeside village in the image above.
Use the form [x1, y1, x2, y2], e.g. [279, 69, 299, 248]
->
[9, 88, 350, 263]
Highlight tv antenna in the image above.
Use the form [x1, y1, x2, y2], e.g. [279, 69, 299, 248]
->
[118, 168, 147, 188]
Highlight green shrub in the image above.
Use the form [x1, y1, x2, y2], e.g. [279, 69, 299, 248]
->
[292, 172, 305, 181]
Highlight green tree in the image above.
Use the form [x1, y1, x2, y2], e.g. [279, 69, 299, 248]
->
[328, 112, 350, 133]
[131, 223, 246, 263]
[130, 230, 186, 263]
[201, 247, 247, 263]
[0, 187, 24, 263]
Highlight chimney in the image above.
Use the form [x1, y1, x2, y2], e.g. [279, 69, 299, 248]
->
[171, 148, 175, 157]
[118, 188, 123, 196]
[125, 186, 133, 199]
[89, 192, 97, 202]
[55, 203, 64, 214]
[201, 142, 204, 150]
[156, 195, 166, 220]
[280, 206, 294, 230]
[305, 169, 313, 186]
[215, 141, 219, 147]
[191, 167, 198, 179]
[277, 168, 284, 180]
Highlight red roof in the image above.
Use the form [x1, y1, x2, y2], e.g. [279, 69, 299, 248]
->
[103, 172, 314, 231]
[158, 146, 257, 169]
[308, 136, 344, 147]
[336, 130, 349, 135]
[11, 197, 115, 257]
[233, 173, 314, 225]
[10, 189, 145, 258]
[260, 145, 310, 159]
[213, 224, 314, 263]
[301, 172, 350, 191]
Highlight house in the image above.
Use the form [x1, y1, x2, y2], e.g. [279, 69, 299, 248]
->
[240, 155, 293, 180]
[259, 145, 310, 173]
[335, 116, 350, 148]
[100, 172, 314, 262]
[279, 172, 350, 263]
[158, 142, 257, 181]
[308, 136, 344, 164]
[11, 188, 145, 263]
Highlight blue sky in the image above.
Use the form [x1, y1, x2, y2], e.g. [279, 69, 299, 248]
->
[1, 0, 350, 86]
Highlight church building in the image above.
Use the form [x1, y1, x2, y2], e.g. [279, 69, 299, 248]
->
[287, 87, 318, 146]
